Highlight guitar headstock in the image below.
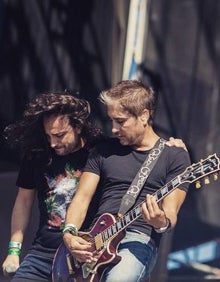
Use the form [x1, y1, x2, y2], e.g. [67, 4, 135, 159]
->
[180, 154, 220, 188]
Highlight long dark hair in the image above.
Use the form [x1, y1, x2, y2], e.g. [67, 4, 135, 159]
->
[4, 92, 103, 159]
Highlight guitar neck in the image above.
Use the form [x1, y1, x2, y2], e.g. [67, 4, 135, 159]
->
[153, 176, 180, 202]
[99, 177, 180, 243]
[96, 154, 220, 251]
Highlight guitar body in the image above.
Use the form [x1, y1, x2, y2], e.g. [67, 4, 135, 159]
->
[52, 154, 220, 282]
[52, 213, 125, 282]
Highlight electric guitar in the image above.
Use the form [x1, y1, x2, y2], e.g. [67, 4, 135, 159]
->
[52, 154, 220, 282]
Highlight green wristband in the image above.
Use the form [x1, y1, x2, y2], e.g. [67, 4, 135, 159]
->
[62, 223, 78, 236]
[8, 249, 21, 256]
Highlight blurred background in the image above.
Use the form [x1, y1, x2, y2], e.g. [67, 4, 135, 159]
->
[0, 0, 220, 281]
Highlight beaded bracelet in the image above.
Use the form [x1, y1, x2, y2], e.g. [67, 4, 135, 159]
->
[62, 223, 78, 236]
[8, 249, 21, 256]
[8, 241, 22, 250]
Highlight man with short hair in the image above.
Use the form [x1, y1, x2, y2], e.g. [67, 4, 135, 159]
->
[62, 80, 191, 282]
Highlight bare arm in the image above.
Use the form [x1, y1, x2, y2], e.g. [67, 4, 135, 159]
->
[142, 188, 186, 230]
[145, 136, 188, 228]
[65, 172, 100, 228]
[2, 187, 36, 275]
[63, 172, 100, 263]
[11, 188, 36, 242]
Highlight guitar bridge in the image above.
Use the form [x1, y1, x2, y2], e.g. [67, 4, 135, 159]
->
[82, 262, 97, 279]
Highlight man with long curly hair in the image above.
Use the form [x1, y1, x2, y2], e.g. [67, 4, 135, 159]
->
[2, 92, 103, 282]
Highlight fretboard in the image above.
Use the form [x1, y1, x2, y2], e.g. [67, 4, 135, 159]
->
[98, 176, 181, 245]
[153, 176, 180, 202]
[95, 153, 220, 249]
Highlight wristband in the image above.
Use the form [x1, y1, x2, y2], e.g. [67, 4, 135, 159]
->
[8, 241, 22, 250]
[62, 224, 78, 236]
[8, 249, 21, 256]
[154, 218, 171, 233]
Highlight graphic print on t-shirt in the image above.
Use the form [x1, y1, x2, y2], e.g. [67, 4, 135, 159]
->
[45, 163, 82, 228]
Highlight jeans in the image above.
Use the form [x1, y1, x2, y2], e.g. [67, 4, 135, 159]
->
[11, 253, 53, 282]
[101, 229, 158, 282]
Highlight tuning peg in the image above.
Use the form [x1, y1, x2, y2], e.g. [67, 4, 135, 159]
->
[213, 173, 218, 181]
[204, 177, 210, 185]
[195, 181, 201, 189]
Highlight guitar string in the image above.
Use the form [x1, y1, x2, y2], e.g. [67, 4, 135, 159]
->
[85, 156, 217, 249]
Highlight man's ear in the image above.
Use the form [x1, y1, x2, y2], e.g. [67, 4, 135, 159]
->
[140, 109, 150, 126]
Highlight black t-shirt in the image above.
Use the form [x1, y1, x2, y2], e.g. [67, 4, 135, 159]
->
[16, 147, 91, 257]
[83, 137, 191, 246]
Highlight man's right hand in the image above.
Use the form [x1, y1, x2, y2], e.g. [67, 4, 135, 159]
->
[2, 255, 19, 277]
[63, 233, 98, 263]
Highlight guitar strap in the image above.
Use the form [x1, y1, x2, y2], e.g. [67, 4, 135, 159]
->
[118, 138, 167, 217]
